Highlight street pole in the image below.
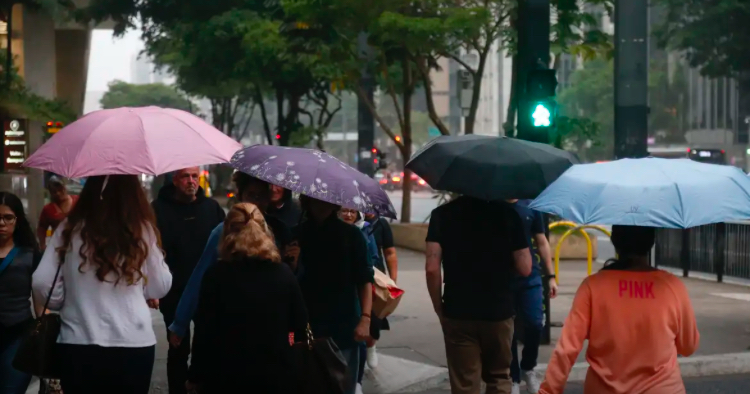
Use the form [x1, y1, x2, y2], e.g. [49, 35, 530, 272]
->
[515, 0, 551, 144]
[515, 0, 554, 345]
[614, 0, 649, 159]
[357, 32, 376, 177]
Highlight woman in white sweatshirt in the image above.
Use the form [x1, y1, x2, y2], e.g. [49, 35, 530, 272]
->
[32, 175, 172, 394]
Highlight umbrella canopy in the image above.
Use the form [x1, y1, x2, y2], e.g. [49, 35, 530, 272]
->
[406, 135, 579, 200]
[529, 158, 750, 228]
[24, 106, 242, 178]
[229, 145, 397, 219]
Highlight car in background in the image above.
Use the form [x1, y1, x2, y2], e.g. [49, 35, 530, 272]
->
[387, 172, 430, 192]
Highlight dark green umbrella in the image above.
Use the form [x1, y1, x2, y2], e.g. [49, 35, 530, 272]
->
[406, 135, 580, 200]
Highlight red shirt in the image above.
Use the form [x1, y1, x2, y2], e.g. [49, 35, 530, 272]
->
[38, 195, 79, 233]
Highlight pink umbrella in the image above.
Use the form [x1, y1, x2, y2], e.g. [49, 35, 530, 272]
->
[24, 106, 242, 178]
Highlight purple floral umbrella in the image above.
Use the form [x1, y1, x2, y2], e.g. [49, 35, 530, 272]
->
[229, 145, 397, 219]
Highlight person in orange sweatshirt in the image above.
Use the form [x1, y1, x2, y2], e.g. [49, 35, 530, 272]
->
[539, 225, 700, 394]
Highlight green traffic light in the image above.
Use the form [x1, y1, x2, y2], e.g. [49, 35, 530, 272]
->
[532, 104, 551, 127]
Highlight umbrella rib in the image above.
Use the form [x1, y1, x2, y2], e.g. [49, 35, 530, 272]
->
[138, 113, 158, 175]
[66, 115, 120, 178]
[168, 113, 228, 155]
[653, 164, 686, 228]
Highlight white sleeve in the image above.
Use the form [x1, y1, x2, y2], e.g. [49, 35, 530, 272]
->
[143, 226, 172, 300]
[32, 225, 65, 311]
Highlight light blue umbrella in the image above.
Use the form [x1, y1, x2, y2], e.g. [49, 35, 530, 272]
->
[529, 158, 750, 228]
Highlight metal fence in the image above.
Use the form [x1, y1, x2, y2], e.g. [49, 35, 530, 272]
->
[655, 221, 750, 281]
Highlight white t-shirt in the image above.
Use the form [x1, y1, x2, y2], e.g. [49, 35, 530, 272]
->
[32, 220, 172, 347]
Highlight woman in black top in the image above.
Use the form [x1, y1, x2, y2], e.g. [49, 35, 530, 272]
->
[0, 192, 41, 394]
[188, 203, 308, 393]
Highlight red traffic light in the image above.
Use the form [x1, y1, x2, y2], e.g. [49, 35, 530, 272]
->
[371, 148, 377, 153]
[46, 121, 53, 127]
[275, 134, 281, 140]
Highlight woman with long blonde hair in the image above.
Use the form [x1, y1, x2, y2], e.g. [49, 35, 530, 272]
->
[188, 203, 308, 393]
[32, 175, 173, 394]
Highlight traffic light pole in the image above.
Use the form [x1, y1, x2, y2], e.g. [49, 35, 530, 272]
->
[515, 0, 551, 144]
[614, 0, 649, 159]
[357, 32, 376, 177]
[514, 0, 554, 346]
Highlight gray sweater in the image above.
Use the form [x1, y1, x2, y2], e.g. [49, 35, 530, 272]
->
[0, 248, 40, 328]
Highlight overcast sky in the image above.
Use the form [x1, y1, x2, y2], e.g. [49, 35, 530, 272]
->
[86, 29, 143, 92]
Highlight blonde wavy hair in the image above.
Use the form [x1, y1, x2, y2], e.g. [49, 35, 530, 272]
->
[219, 203, 281, 263]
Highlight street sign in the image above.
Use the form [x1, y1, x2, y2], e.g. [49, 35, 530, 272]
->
[3, 119, 28, 173]
[428, 126, 440, 137]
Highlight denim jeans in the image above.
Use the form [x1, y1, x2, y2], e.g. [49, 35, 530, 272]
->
[510, 285, 544, 383]
[340, 347, 361, 394]
[0, 333, 32, 394]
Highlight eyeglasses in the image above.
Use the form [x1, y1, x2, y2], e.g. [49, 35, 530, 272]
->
[0, 214, 17, 224]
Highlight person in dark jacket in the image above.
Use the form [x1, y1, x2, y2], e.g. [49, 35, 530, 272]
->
[151, 167, 225, 394]
[0, 192, 41, 394]
[291, 195, 373, 394]
[188, 203, 307, 394]
[167, 171, 292, 345]
[268, 185, 302, 228]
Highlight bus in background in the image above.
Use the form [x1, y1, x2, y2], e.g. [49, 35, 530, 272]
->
[647, 146, 727, 165]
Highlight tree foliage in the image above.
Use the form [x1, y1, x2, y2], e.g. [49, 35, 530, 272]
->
[0, 51, 76, 123]
[79, 0, 344, 147]
[653, 0, 750, 80]
[557, 57, 691, 160]
[100, 80, 194, 111]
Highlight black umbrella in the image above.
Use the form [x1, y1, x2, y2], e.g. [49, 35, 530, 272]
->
[406, 135, 580, 200]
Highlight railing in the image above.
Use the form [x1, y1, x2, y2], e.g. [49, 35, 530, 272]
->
[655, 221, 750, 281]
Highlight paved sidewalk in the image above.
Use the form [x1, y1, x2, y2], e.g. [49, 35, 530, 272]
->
[400, 373, 750, 394]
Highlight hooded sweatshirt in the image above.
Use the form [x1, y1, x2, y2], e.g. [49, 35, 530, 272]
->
[152, 183, 225, 305]
[267, 189, 302, 229]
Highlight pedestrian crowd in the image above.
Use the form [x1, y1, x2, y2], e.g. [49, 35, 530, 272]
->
[0, 107, 725, 394]
[0, 166, 398, 394]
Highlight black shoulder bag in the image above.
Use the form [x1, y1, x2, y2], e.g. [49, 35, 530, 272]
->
[13, 256, 64, 378]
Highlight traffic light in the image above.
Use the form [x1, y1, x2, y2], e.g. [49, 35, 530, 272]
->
[372, 147, 387, 170]
[518, 69, 558, 143]
[46, 121, 63, 134]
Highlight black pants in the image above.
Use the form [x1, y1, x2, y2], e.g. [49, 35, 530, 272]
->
[58, 344, 155, 394]
[161, 303, 191, 394]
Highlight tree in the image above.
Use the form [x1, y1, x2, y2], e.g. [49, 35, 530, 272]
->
[100, 80, 195, 112]
[653, 0, 750, 81]
[79, 0, 344, 147]
[421, 0, 514, 135]
[557, 58, 613, 160]
[0, 50, 76, 123]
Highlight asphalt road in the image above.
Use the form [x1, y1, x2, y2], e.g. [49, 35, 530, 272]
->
[403, 373, 750, 394]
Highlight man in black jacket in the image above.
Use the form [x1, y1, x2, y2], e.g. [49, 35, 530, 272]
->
[151, 167, 225, 394]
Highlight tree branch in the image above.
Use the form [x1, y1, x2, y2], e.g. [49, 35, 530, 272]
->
[355, 84, 404, 150]
[447, 53, 477, 75]
[413, 55, 451, 135]
[254, 85, 273, 145]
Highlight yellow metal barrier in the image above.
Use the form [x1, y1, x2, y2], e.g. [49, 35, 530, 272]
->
[549, 222, 611, 279]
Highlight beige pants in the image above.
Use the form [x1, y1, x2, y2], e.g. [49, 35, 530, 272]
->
[442, 317, 514, 394]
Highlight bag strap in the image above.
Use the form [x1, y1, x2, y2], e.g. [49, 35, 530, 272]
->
[40, 254, 64, 317]
[0, 246, 19, 277]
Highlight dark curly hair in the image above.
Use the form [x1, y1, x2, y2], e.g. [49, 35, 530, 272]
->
[0, 192, 39, 251]
[59, 175, 162, 285]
